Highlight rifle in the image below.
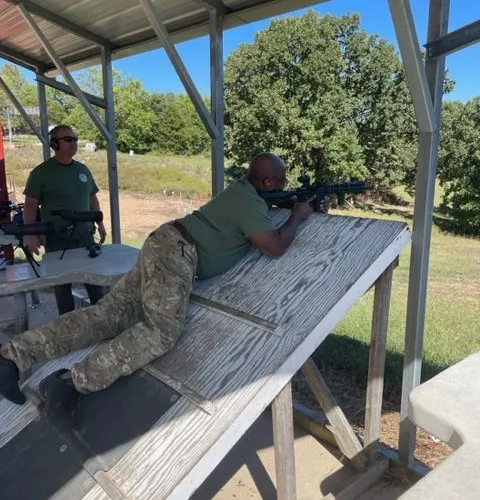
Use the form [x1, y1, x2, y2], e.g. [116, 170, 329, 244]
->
[0, 221, 54, 276]
[0, 209, 103, 274]
[259, 175, 370, 212]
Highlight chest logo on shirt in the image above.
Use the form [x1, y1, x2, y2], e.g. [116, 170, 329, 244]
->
[79, 173, 88, 183]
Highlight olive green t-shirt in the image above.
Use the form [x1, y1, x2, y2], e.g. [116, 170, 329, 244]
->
[180, 177, 273, 279]
[23, 157, 99, 251]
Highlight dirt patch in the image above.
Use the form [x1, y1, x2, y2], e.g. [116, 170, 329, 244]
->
[96, 190, 203, 240]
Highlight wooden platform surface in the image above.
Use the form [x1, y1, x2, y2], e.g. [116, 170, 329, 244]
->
[0, 211, 410, 500]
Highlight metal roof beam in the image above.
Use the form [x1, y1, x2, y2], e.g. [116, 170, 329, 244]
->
[425, 18, 480, 58]
[0, 43, 46, 72]
[196, 0, 231, 15]
[0, 75, 48, 147]
[5, 0, 117, 49]
[35, 74, 107, 109]
[388, 0, 435, 133]
[139, 0, 218, 139]
[18, 4, 110, 140]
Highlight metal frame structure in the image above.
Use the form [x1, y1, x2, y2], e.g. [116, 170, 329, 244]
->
[1, 0, 479, 466]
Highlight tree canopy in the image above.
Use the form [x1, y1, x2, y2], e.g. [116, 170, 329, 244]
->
[224, 11, 420, 191]
[438, 98, 480, 235]
[0, 64, 209, 155]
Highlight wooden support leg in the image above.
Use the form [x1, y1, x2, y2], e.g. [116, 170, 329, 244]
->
[30, 290, 40, 306]
[272, 381, 297, 500]
[364, 263, 394, 455]
[301, 358, 367, 471]
[14, 291, 28, 332]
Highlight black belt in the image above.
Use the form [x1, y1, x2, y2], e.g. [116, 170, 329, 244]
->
[169, 220, 195, 245]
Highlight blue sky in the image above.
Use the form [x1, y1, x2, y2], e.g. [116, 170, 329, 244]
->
[112, 0, 480, 103]
[3, 0, 480, 102]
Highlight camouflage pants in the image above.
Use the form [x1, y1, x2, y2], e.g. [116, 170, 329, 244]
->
[8, 224, 197, 394]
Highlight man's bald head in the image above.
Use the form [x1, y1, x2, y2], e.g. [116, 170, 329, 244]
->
[248, 152, 286, 191]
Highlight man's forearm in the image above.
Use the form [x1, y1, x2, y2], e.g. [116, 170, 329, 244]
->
[90, 195, 100, 211]
[23, 203, 38, 224]
[275, 212, 303, 253]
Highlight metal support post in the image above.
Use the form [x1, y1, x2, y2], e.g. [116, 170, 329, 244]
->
[209, 8, 225, 196]
[101, 47, 121, 243]
[18, 4, 110, 140]
[138, 0, 218, 140]
[29, 72, 52, 306]
[399, 0, 450, 464]
[36, 73, 51, 161]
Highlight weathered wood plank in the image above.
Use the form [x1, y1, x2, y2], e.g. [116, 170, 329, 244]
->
[323, 456, 389, 500]
[272, 381, 297, 500]
[0, 347, 96, 447]
[14, 292, 28, 332]
[364, 263, 394, 454]
[301, 358, 367, 471]
[0, 244, 138, 296]
[103, 216, 409, 499]
[143, 363, 216, 415]
[190, 292, 278, 334]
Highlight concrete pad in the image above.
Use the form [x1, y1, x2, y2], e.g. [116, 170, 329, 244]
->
[400, 353, 480, 499]
[193, 409, 359, 500]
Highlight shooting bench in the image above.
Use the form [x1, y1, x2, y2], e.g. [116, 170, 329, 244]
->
[0, 244, 139, 332]
[399, 352, 480, 499]
[0, 211, 410, 499]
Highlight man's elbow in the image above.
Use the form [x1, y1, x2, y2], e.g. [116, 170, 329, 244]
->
[258, 245, 287, 258]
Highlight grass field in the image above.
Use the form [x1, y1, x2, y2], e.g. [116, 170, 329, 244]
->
[315, 207, 480, 399]
[5, 146, 212, 199]
[5, 145, 480, 399]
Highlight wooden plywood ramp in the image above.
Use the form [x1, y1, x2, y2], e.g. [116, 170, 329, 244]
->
[0, 211, 410, 499]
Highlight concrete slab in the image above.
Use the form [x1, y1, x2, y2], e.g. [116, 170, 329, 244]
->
[193, 409, 357, 500]
[400, 353, 480, 499]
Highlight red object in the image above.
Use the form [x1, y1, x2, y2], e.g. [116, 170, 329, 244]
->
[0, 123, 14, 262]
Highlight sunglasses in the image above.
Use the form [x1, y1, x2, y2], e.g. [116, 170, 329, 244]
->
[57, 136, 78, 143]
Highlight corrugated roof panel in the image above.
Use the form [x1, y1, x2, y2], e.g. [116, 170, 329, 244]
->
[0, 0, 325, 72]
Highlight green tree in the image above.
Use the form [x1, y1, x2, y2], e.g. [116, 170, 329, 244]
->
[0, 63, 38, 131]
[151, 93, 210, 155]
[225, 12, 366, 185]
[437, 98, 480, 235]
[224, 12, 427, 192]
[66, 67, 159, 153]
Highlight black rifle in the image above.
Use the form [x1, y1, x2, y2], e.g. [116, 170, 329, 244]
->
[259, 175, 370, 212]
[0, 221, 54, 277]
[51, 210, 103, 259]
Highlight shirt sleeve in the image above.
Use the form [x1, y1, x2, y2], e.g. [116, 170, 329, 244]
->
[87, 168, 99, 195]
[238, 196, 273, 237]
[23, 167, 43, 201]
